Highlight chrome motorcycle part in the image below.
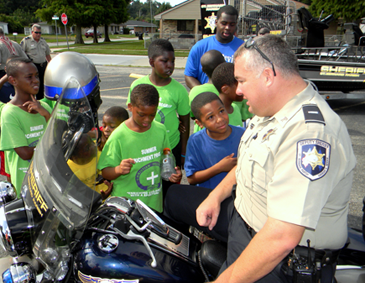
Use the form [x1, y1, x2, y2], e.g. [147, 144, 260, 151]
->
[0, 199, 30, 258]
[2, 262, 36, 283]
[98, 234, 119, 253]
[0, 182, 16, 204]
[104, 197, 134, 214]
[135, 199, 168, 236]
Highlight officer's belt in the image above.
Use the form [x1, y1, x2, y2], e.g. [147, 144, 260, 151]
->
[34, 62, 47, 67]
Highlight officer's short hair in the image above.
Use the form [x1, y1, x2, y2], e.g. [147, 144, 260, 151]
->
[32, 24, 41, 31]
[148, 39, 174, 60]
[191, 92, 223, 121]
[217, 5, 238, 20]
[212, 62, 236, 93]
[104, 106, 129, 123]
[6, 57, 33, 77]
[130, 84, 159, 107]
[234, 34, 299, 78]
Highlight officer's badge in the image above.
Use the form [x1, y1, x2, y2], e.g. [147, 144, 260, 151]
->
[296, 139, 330, 181]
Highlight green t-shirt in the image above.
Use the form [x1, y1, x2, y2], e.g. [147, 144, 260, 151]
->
[229, 103, 243, 127]
[189, 83, 219, 118]
[0, 102, 51, 195]
[233, 100, 254, 121]
[97, 121, 170, 212]
[127, 76, 190, 149]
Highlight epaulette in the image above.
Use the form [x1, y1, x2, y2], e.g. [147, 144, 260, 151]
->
[302, 104, 325, 125]
[24, 36, 31, 40]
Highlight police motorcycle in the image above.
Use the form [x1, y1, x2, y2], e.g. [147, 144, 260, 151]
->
[0, 52, 222, 283]
[0, 51, 364, 283]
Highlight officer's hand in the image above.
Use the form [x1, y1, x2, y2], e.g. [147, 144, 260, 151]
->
[217, 153, 237, 172]
[117, 158, 135, 175]
[196, 194, 221, 231]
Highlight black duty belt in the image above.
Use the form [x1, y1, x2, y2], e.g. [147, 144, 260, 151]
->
[34, 62, 47, 67]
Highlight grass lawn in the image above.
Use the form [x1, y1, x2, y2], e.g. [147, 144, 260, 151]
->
[52, 40, 190, 57]
[11, 33, 136, 44]
[10, 33, 189, 57]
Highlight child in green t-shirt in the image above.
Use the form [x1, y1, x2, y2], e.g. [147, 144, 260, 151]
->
[189, 49, 225, 133]
[0, 57, 51, 195]
[127, 39, 190, 169]
[98, 84, 182, 212]
[211, 62, 246, 128]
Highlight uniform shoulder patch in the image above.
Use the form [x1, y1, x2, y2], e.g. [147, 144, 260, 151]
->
[296, 139, 331, 181]
[302, 104, 325, 125]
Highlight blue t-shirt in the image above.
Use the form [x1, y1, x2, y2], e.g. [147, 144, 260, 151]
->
[185, 125, 245, 189]
[0, 82, 15, 103]
[184, 36, 244, 84]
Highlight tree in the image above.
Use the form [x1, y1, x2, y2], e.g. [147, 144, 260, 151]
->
[36, 0, 127, 44]
[102, 0, 129, 43]
[309, 0, 365, 22]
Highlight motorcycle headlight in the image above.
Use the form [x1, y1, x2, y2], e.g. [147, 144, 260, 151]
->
[0, 182, 16, 204]
[2, 262, 36, 283]
[0, 202, 14, 258]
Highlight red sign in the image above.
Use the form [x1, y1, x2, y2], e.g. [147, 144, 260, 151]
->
[61, 13, 68, 25]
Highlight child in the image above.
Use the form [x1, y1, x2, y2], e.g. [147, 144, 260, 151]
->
[0, 57, 51, 195]
[98, 84, 182, 212]
[98, 106, 129, 151]
[185, 92, 245, 189]
[127, 39, 190, 169]
[189, 50, 225, 133]
[68, 133, 113, 200]
[211, 62, 244, 128]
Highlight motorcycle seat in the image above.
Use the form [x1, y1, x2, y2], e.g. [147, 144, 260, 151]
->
[199, 240, 227, 278]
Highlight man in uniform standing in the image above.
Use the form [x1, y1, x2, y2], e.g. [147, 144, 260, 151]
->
[165, 34, 356, 282]
[21, 24, 51, 99]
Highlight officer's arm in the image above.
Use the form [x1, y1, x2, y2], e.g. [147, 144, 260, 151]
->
[46, 54, 51, 62]
[185, 75, 201, 89]
[215, 217, 305, 283]
[196, 165, 237, 230]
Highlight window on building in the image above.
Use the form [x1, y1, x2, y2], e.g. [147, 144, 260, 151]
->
[177, 20, 194, 31]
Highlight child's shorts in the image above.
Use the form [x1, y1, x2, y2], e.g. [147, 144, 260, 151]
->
[0, 151, 10, 177]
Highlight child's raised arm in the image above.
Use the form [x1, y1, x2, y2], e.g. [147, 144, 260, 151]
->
[101, 158, 135, 180]
[187, 153, 237, 185]
[23, 95, 51, 122]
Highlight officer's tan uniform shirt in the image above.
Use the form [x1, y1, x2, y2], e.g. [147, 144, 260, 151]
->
[20, 36, 50, 64]
[235, 83, 356, 249]
[0, 41, 27, 71]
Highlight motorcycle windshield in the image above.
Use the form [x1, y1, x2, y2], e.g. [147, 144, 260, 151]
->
[21, 77, 101, 280]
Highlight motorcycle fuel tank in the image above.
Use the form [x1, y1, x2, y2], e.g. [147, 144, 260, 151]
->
[74, 230, 205, 283]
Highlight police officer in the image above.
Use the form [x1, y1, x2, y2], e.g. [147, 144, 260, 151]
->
[165, 34, 356, 282]
[21, 24, 51, 100]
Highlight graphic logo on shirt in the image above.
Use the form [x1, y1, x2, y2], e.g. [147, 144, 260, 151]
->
[135, 161, 161, 190]
[296, 139, 330, 181]
[204, 12, 217, 33]
[157, 109, 165, 124]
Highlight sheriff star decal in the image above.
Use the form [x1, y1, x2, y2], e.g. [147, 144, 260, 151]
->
[296, 139, 330, 181]
[204, 12, 217, 33]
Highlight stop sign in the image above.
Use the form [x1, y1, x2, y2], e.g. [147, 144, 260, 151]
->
[61, 13, 68, 25]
